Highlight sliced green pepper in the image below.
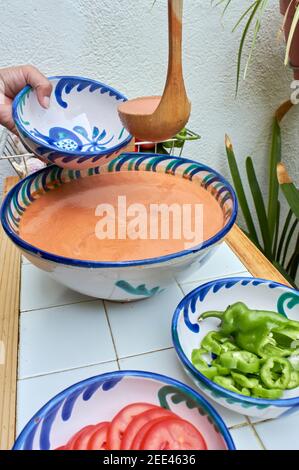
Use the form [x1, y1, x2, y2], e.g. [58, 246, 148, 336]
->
[231, 371, 259, 389]
[191, 348, 208, 368]
[286, 370, 299, 389]
[191, 348, 218, 379]
[219, 350, 260, 374]
[220, 340, 239, 353]
[212, 357, 230, 376]
[260, 357, 291, 390]
[235, 328, 291, 358]
[201, 331, 228, 355]
[213, 376, 250, 396]
[197, 366, 218, 380]
[252, 385, 283, 399]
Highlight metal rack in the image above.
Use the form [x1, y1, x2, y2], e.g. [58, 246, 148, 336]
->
[0, 128, 200, 178]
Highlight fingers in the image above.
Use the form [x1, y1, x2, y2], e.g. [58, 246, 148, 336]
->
[22, 65, 52, 108]
[0, 103, 18, 134]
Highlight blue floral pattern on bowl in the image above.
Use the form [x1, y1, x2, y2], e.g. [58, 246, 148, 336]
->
[172, 277, 299, 419]
[12, 76, 132, 170]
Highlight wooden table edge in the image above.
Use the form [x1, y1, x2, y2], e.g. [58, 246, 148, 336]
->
[0, 176, 291, 450]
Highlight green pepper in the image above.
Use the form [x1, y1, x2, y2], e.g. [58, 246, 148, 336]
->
[191, 348, 218, 379]
[287, 370, 299, 389]
[213, 376, 250, 396]
[221, 340, 239, 353]
[260, 357, 291, 390]
[252, 385, 283, 399]
[219, 350, 260, 374]
[199, 302, 293, 336]
[197, 366, 218, 380]
[212, 357, 230, 376]
[231, 371, 259, 389]
[235, 328, 291, 358]
[201, 331, 228, 355]
[191, 348, 208, 368]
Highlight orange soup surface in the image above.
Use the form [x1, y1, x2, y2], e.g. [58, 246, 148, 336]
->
[19, 171, 224, 261]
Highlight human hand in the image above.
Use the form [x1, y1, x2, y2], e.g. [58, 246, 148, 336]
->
[0, 65, 52, 133]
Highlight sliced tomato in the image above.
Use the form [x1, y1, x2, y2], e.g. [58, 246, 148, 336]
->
[107, 403, 157, 450]
[140, 418, 207, 450]
[88, 422, 109, 450]
[55, 446, 66, 450]
[131, 417, 171, 450]
[67, 425, 95, 450]
[121, 407, 174, 450]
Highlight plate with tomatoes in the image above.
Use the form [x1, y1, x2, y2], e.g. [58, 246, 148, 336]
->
[13, 371, 235, 450]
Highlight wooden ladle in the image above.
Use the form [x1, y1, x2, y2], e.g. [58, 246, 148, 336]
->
[118, 0, 191, 142]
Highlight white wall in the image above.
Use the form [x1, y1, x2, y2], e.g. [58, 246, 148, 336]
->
[0, 0, 298, 200]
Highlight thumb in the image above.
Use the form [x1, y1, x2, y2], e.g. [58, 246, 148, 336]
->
[22, 65, 52, 108]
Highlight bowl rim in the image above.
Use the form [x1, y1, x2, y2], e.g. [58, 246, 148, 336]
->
[13, 369, 235, 450]
[0, 154, 238, 268]
[172, 276, 299, 407]
[12, 75, 133, 158]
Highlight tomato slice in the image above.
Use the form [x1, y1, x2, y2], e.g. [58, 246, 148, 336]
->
[121, 407, 174, 450]
[88, 422, 109, 450]
[66, 425, 95, 450]
[140, 418, 207, 450]
[107, 403, 157, 450]
[55, 446, 66, 450]
[131, 417, 172, 450]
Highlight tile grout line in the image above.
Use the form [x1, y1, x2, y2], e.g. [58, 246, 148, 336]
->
[245, 417, 267, 450]
[18, 346, 177, 381]
[102, 300, 121, 371]
[228, 421, 250, 431]
[20, 297, 98, 314]
[18, 358, 119, 381]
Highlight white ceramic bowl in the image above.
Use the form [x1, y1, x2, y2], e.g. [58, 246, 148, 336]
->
[0, 153, 237, 301]
[12, 75, 132, 169]
[172, 277, 299, 419]
[13, 370, 235, 450]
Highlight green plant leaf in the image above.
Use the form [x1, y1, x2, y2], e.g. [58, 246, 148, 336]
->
[267, 117, 281, 248]
[243, 0, 268, 80]
[273, 261, 297, 288]
[232, 1, 258, 33]
[277, 209, 293, 264]
[287, 233, 299, 280]
[235, 0, 262, 94]
[280, 182, 299, 220]
[273, 201, 280, 260]
[225, 135, 259, 245]
[246, 156, 272, 257]
[282, 219, 299, 267]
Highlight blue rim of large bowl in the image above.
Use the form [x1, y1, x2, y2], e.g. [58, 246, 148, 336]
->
[12, 75, 133, 158]
[0, 154, 238, 268]
[172, 276, 299, 407]
[13, 370, 235, 450]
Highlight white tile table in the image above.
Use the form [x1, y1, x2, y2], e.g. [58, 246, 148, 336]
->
[14, 241, 297, 451]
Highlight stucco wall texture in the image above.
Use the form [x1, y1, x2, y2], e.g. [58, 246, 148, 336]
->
[0, 0, 298, 202]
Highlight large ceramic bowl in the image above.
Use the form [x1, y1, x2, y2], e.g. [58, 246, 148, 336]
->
[12, 75, 132, 170]
[13, 370, 235, 450]
[0, 153, 237, 301]
[172, 277, 299, 419]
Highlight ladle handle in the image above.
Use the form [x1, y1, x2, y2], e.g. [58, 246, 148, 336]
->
[167, 0, 184, 83]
